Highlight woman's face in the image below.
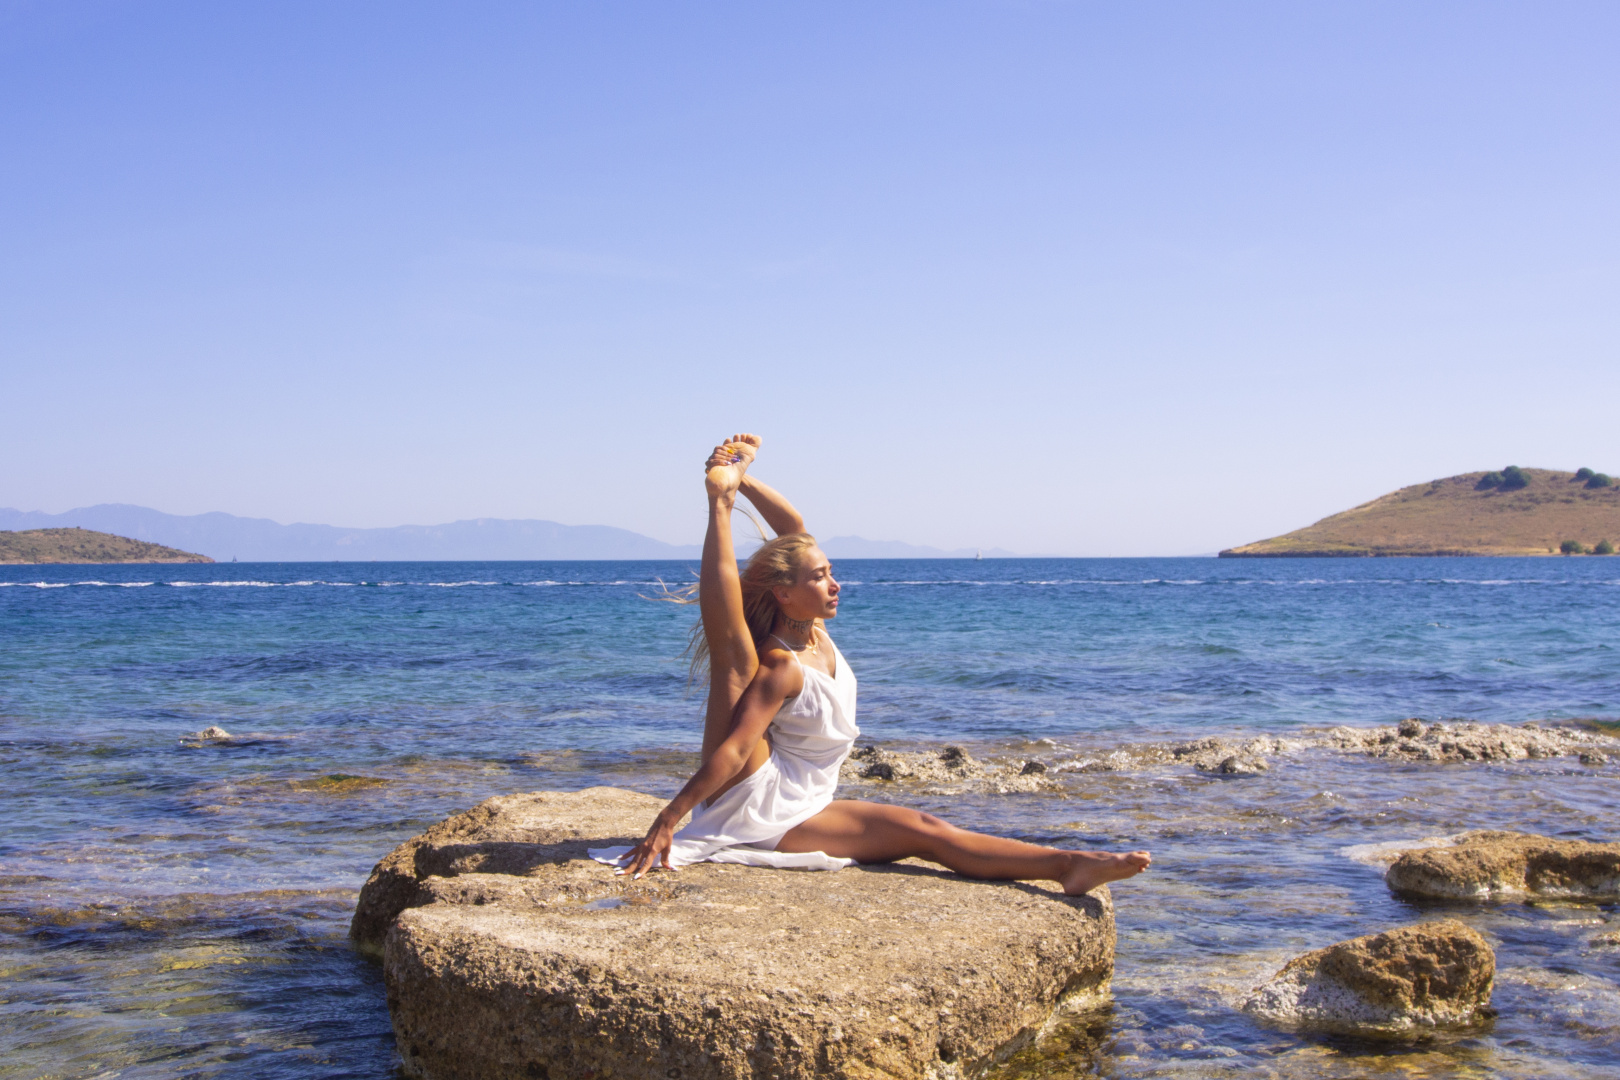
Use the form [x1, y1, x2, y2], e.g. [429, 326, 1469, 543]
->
[775, 546, 839, 622]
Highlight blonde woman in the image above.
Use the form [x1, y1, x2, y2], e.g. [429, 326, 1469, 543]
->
[594, 436, 1151, 895]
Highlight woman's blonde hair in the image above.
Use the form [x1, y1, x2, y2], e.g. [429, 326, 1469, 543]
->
[654, 531, 821, 687]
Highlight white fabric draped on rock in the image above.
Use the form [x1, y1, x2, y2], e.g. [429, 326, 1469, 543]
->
[591, 640, 859, 872]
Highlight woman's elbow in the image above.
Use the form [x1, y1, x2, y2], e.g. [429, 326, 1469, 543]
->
[711, 745, 746, 777]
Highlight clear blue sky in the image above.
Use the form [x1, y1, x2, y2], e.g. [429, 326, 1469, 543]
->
[3, 2, 1617, 554]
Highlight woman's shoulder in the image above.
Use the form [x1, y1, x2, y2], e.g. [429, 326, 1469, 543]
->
[754, 643, 802, 680]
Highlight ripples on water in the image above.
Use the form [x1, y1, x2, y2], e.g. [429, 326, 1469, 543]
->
[2, 558, 1617, 1078]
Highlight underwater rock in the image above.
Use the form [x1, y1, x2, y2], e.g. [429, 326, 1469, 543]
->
[1579, 751, 1610, 766]
[1591, 929, 1620, 948]
[1197, 755, 1269, 777]
[369, 787, 1116, 1080]
[1385, 830, 1620, 901]
[184, 725, 233, 742]
[290, 773, 388, 793]
[1242, 921, 1494, 1035]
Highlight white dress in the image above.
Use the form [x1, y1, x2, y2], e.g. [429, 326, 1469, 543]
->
[590, 635, 860, 872]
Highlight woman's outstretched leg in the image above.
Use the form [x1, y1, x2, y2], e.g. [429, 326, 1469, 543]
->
[778, 800, 1151, 896]
[699, 435, 763, 764]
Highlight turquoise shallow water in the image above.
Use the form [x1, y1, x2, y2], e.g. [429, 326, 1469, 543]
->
[2, 557, 1618, 1078]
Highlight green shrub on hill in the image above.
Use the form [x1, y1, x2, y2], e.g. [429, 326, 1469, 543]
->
[1595, 539, 1617, 555]
[1575, 467, 1595, 481]
[1561, 540, 1588, 555]
[1477, 465, 1529, 491]
[1586, 473, 1613, 489]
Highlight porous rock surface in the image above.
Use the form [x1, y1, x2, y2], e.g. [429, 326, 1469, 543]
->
[1242, 921, 1494, 1034]
[839, 745, 1056, 794]
[358, 787, 1116, 1080]
[1319, 719, 1607, 763]
[1385, 830, 1620, 901]
[350, 786, 672, 955]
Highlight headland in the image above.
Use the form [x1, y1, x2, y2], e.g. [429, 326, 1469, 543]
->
[1221, 467, 1620, 557]
[0, 527, 213, 564]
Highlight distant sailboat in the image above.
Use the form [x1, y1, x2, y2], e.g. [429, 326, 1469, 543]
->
[975, 549, 983, 561]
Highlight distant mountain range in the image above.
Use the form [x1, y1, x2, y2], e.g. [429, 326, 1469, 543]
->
[0, 504, 1016, 562]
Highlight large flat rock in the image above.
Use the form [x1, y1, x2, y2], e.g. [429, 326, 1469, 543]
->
[1385, 830, 1620, 902]
[358, 788, 1115, 1080]
[350, 786, 673, 956]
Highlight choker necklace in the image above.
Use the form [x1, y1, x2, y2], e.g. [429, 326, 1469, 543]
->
[778, 618, 819, 654]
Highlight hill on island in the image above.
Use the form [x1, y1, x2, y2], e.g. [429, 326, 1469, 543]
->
[1221, 467, 1620, 557]
[0, 528, 213, 564]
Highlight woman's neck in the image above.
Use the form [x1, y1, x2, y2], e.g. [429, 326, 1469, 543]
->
[775, 615, 816, 648]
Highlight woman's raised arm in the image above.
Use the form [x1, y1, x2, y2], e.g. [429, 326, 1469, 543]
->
[620, 651, 803, 878]
[739, 474, 806, 537]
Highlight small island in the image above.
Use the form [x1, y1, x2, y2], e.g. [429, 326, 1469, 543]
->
[0, 527, 213, 564]
[1222, 467, 1620, 557]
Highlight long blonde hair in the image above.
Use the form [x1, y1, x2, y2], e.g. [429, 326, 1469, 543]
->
[655, 531, 821, 687]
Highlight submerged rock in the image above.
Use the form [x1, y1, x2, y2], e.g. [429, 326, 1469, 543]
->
[361, 787, 1116, 1080]
[290, 773, 388, 793]
[1242, 921, 1495, 1035]
[1197, 754, 1269, 777]
[1385, 830, 1620, 901]
[184, 725, 233, 742]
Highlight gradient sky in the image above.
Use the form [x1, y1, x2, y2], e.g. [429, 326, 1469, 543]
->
[3, 2, 1617, 554]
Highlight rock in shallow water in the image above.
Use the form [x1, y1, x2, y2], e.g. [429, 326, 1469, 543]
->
[1385, 830, 1620, 902]
[356, 787, 1116, 1080]
[1242, 921, 1494, 1035]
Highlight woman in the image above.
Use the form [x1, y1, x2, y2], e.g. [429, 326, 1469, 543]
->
[594, 435, 1151, 895]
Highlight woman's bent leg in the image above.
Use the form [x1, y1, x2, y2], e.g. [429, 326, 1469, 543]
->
[778, 800, 1151, 896]
[699, 439, 761, 763]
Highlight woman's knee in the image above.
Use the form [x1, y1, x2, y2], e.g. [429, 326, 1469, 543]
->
[892, 808, 954, 844]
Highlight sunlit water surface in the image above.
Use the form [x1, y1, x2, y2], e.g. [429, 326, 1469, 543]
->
[2, 558, 1617, 1079]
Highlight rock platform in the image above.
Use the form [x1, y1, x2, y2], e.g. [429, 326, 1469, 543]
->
[354, 787, 1116, 1080]
[1242, 921, 1495, 1035]
[1385, 830, 1620, 901]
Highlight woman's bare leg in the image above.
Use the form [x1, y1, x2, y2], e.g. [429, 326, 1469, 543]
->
[699, 435, 762, 764]
[778, 800, 1152, 896]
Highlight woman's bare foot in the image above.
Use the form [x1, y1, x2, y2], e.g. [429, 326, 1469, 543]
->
[1058, 849, 1152, 895]
[704, 433, 762, 498]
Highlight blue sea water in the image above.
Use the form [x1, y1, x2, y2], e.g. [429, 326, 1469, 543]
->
[2, 557, 1618, 1079]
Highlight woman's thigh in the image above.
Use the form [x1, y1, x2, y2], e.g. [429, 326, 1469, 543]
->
[776, 800, 944, 864]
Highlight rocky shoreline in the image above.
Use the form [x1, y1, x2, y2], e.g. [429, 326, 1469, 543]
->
[830, 720, 1618, 794]
[351, 780, 1620, 1076]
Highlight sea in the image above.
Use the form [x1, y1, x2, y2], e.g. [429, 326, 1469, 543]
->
[2, 557, 1617, 1080]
